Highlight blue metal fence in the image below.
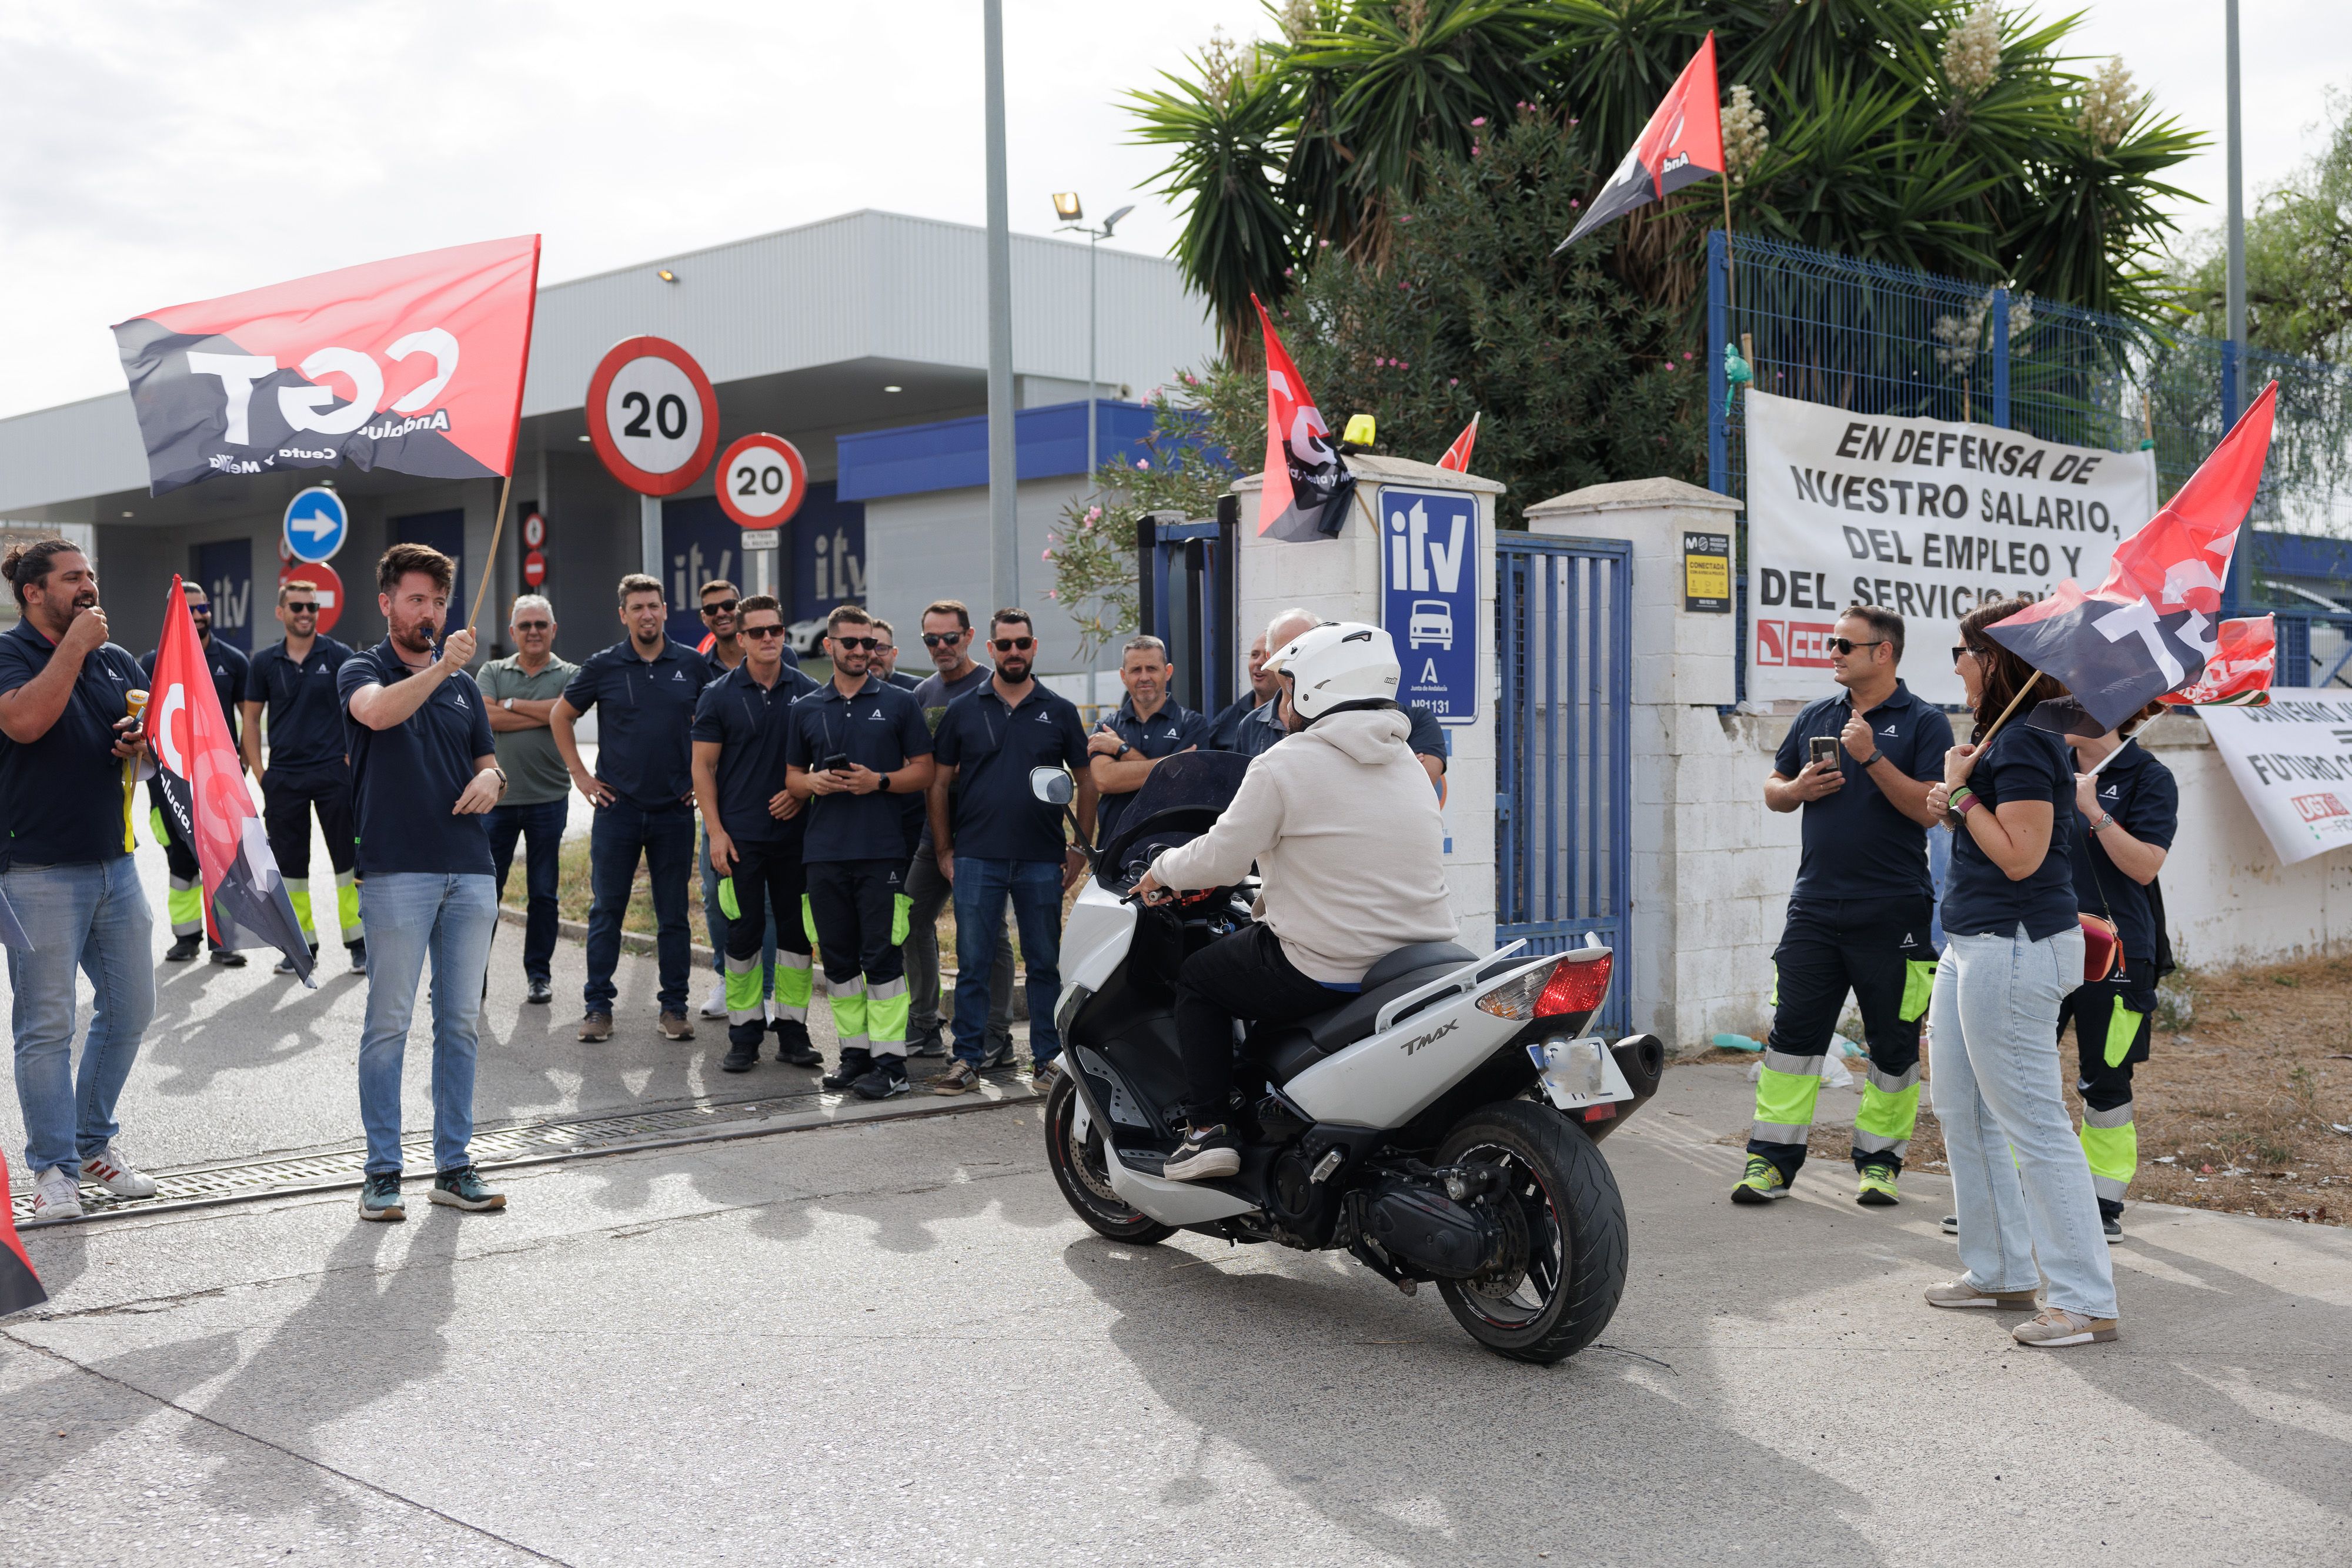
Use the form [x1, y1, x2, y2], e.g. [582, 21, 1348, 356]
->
[1495, 534, 1634, 1036]
[1707, 231, 2352, 688]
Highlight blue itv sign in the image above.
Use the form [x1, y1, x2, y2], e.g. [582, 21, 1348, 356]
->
[1380, 487, 1477, 725]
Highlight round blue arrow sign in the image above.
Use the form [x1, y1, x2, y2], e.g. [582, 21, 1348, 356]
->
[283, 486, 348, 565]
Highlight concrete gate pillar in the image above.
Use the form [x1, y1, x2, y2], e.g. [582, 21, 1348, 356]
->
[1522, 477, 1746, 1048]
[1231, 456, 1506, 952]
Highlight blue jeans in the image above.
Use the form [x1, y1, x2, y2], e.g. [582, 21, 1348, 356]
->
[487, 797, 568, 984]
[1932, 923, 2118, 1320]
[950, 857, 1064, 1067]
[359, 873, 497, 1176]
[6, 858, 153, 1176]
[584, 796, 694, 1015]
[701, 825, 777, 994]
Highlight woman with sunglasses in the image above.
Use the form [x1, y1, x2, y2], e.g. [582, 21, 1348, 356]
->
[1922, 599, 2119, 1347]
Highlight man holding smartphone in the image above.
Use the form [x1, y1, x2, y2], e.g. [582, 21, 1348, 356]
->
[1737, 605, 1953, 1208]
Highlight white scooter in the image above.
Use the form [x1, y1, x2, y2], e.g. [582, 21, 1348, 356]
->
[1033, 752, 1664, 1364]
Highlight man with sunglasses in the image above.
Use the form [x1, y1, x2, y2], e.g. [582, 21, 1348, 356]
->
[695, 579, 800, 676]
[139, 582, 249, 966]
[784, 604, 934, 1099]
[477, 594, 578, 1005]
[1220, 609, 1451, 795]
[241, 579, 365, 977]
[694, 579, 787, 1022]
[902, 600, 1017, 1064]
[870, 618, 921, 691]
[1736, 604, 1954, 1209]
[927, 609, 1095, 1094]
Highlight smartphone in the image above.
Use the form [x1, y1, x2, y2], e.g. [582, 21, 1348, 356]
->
[821, 752, 853, 774]
[1809, 734, 1839, 768]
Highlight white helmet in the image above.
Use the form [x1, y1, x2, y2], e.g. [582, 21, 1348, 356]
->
[1264, 620, 1401, 721]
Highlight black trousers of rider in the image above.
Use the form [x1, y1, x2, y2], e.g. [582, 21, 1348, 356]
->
[1174, 923, 1343, 1125]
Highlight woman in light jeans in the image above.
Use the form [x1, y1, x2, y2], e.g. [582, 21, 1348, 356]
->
[1922, 599, 2119, 1347]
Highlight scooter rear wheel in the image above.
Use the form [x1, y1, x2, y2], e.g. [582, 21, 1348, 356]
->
[1045, 1072, 1174, 1244]
[1433, 1100, 1628, 1363]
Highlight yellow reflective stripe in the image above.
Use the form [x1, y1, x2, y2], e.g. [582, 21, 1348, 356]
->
[1753, 1065, 1823, 1135]
[890, 892, 913, 947]
[1855, 1079, 1921, 1145]
[2079, 1119, 2137, 1187]
[2103, 1004, 2144, 1069]
[723, 958, 764, 1018]
[867, 976, 910, 1045]
[288, 881, 315, 938]
[1769, 963, 1779, 1008]
[801, 894, 818, 947]
[149, 807, 169, 848]
[166, 882, 203, 937]
[1900, 958, 1937, 1022]
[336, 873, 360, 932]
[718, 875, 740, 921]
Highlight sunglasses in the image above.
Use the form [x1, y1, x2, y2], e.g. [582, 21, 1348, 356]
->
[742, 624, 786, 640]
[701, 599, 738, 616]
[920, 631, 965, 648]
[283, 602, 319, 614]
[1951, 644, 1977, 664]
[831, 636, 878, 651]
[1828, 637, 1885, 655]
[991, 636, 1035, 653]
[513, 620, 552, 631]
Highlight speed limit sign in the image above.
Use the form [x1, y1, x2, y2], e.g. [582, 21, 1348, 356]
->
[586, 336, 719, 496]
[714, 433, 808, 530]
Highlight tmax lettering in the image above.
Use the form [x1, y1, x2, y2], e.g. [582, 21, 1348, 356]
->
[1400, 1018, 1460, 1056]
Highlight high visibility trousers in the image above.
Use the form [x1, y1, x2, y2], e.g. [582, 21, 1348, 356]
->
[2059, 971, 2155, 1219]
[805, 858, 911, 1062]
[147, 788, 213, 945]
[262, 769, 360, 947]
[1748, 896, 1939, 1183]
[719, 840, 815, 1052]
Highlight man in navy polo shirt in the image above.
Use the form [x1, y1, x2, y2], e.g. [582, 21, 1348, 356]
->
[691, 595, 823, 1074]
[341, 544, 507, 1221]
[552, 573, 712, 1044]
[927, 608, 1095, 1095]
[140, 581, 249, 967]
[240, 577, 364, 976]
[0, 539, 159, 1223]
[1086, 633, 1211, 853]
[784, 604, 934, 1101]
[1736, 604, 1955, 1209]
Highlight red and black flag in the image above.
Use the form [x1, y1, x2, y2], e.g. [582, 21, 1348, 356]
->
[1989, 382, 2278, 733]
[112, 236, 540, 496]
[1557, 33, 1725, 250]
[1435, 413, 1480, 473]
[151, 579, 316, 983]
[1252, 295, 1358, 542]
[1, 1159, 44, 1315]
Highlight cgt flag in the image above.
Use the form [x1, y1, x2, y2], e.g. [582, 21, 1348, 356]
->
[113, 235, 540, 496]
[151, 578, 316, 984]
[1435, 413, 1480, 473]
[1556, 32, 1724, 250]
[2161, 614, 2276, 707]
[1252, 294, 1358, 541]
[1989, 382, 2278, 732]
[1, 1158, 44, 1314]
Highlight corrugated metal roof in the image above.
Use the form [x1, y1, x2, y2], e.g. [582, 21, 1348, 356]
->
[0, 210, 1211, 514]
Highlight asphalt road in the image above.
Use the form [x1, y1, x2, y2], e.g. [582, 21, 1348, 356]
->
[6, 1064, 2346, 1566]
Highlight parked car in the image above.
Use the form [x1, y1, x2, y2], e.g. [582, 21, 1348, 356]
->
[786, 616, 829, 657]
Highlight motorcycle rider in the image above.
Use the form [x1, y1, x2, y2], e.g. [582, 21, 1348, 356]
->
[1133, 622, 1455, 1181]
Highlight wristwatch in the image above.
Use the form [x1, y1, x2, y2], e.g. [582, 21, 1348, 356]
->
[501, 697, 514, 711]
[2090, 811, 2116, 834]
[1860, 749, 1885, 768]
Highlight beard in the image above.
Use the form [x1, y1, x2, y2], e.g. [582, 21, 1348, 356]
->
[997, 655, 1032, 684]
[390, 610, 437, 654]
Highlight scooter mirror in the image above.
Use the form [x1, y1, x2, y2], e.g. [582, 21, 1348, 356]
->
[1030, 766, 1075, 807]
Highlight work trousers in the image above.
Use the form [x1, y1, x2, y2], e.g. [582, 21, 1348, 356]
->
[1748, 896, 1939, 1182]
[721, 842, 814, 1052]
[486, 797, 569, 985]
[703, 826, 777, 991]
[1172, 922, 1340, 1125]
[2058, 967, 2156, 1220]
[903, 846, 1013, 1052]
[583, 796, 694, 1016]
[145, 778, 221, 951]
[805, 858, 911, 1065]
[261, 768, 360, 950]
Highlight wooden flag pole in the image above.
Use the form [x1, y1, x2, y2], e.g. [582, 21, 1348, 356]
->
[465, 473, 514, 641]
[1972, 670, 2042, 750]
[1721, 176, 1736, 322]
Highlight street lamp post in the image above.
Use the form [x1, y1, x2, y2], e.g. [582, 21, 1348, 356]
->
[1053, 194, 1134, 490]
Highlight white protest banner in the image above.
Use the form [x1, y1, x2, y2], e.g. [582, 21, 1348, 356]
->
[1744, 390, 2159, 704]
[2197, 697, 2352, 865]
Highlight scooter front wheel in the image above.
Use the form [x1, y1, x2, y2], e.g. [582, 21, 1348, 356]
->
[1044, 1072, 1174, 1245]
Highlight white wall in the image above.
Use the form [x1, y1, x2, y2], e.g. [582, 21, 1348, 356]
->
[863, 475, 1108, 680]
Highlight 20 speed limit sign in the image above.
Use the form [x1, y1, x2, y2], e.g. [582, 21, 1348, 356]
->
[586, 336, 719, 496]
[714, 433, 808, 530]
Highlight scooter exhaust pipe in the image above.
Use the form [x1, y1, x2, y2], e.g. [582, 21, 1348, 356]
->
[1582, 1033, 1666, 1144]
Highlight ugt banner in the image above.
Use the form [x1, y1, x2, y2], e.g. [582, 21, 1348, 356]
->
[1743, 389, 2159, 706]
[2197, 696, 2352, 866]
[113, 236, 540, 496]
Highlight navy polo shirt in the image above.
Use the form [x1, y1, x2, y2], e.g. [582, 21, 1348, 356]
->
[245, 636, 357, 778]
[142, 636, 248, 750]
[2066, 740, 2178, 963]
[1941, 723, 2080, 942]
[336, 641, 497, 876]
[691, 661, 821, 849]
[1220, 695, 1450, 767]
[1092, 695, 1211, 847]
[911, 662, 996, 855]
[1772, 681, 1955, 903]
[0, 619, 147, 866]
[562, 638, 712, 808]
[933, 681, 1093, 862]
[784, 676, 933, 864]
[1206, 691, 1263, 751]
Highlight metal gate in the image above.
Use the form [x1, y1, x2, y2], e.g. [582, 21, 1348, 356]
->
[1496, 535, 1634, 1036]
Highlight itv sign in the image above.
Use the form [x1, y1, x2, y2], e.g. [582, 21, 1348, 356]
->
[1380, 487, 1478, 725]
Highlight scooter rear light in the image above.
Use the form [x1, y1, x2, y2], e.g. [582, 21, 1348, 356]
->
[1536, 951, 1612, 1018]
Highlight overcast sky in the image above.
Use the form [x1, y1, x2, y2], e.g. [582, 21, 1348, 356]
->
[0, 1, 2340, 422]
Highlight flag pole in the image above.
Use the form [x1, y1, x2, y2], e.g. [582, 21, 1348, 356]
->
[466, 473, 513, 641]
[1720, 176, 1736, 323]
[1973, 670, 2042, 750]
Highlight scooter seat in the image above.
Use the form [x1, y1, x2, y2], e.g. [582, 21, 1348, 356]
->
[1261, 941, 1478, 1084]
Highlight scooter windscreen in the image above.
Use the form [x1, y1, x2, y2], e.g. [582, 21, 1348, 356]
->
[1096, 749, 1251, 893]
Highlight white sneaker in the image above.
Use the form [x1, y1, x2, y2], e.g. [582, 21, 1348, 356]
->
[81, 1144, 159, 1199]
[31, 1166, 83, 1221]
[699, 982, 727, 1019]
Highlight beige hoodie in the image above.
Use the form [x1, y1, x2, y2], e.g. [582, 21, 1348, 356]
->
[1147, 708, 1455, 983]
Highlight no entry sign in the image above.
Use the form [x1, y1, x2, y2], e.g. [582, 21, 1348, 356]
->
[714, 433, 807, 529]
[280, 560, 345, 634]
[522, 550, 547, 587]
[586, 336, 718, 496]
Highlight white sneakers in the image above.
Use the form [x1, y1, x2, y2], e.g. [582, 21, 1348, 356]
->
[80, 1145, 159, 1199]
[700, 982, 728, 1019]
[31, 1166, 83, 1221]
